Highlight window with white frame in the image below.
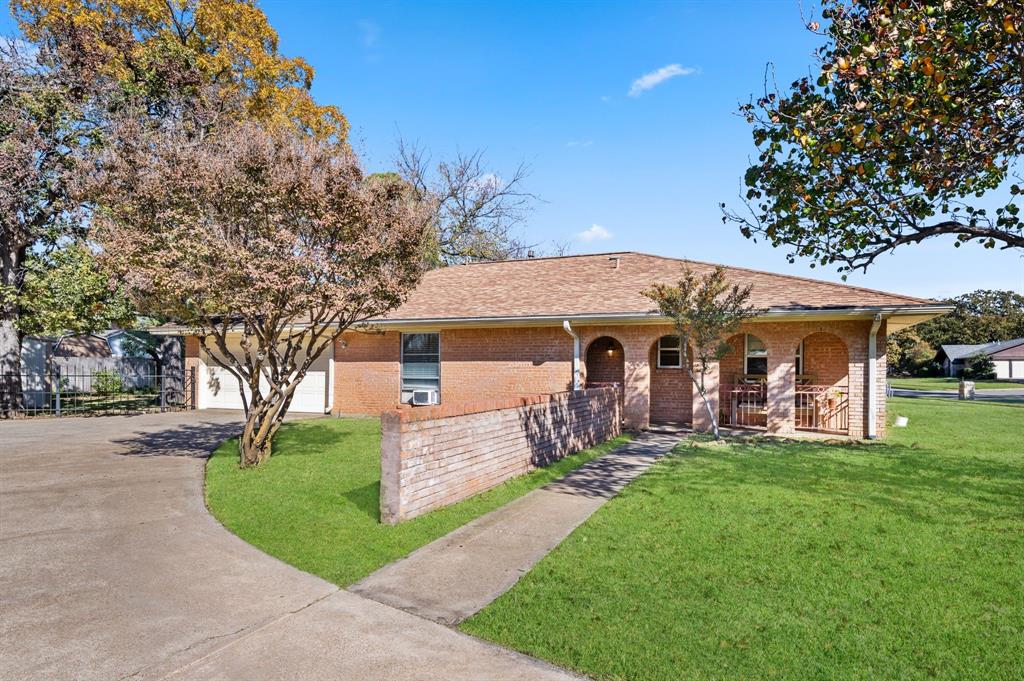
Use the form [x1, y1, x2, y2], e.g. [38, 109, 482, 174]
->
[744, 334, 768, 376]
[401, 333, 440, 402]
[795, 340, 805, 376]
[657, 335, 682, 368]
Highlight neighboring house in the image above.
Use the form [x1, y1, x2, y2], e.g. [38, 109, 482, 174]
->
[160, 252, 951, 438]
[937, 339, 1024, 379]
[52, 333, 114, 358]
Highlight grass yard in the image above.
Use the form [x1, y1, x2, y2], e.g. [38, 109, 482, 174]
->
[889, 376, 1022, 391]
[462, 397, 1024, 681]
[205, 417, 631, 586]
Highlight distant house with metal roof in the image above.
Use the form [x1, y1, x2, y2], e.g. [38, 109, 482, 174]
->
[937, 339, 1024, 379]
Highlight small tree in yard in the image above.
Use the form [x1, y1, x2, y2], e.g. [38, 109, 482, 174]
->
[93, 118, 428, 466]
[644, 267, 762, 440]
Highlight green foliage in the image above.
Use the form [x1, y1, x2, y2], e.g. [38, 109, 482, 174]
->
[915, 289, 1024, 348]
[962, 353, 997, 380]
[205, 417, 632, 586]
[92, 369, 123, 395]
[726, 0, 1024, 273]
[464, 398, 1024, 680]
[888, 288, 1024, 376]
[886, 331, 937, 376]
[644, 266, 763, 438]
[16, 243, 134, 337]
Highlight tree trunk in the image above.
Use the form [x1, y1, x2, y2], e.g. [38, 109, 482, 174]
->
[687, 363, 722, 441]
[0, 246, 25, 418]
[237, 396, 289, 467]
[0, 316, 23, 418]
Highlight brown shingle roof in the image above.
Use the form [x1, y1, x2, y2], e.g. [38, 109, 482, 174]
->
[383, 252, 932, 321]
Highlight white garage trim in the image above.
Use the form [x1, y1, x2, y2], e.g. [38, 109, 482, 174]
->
[195, 335, 331, 413]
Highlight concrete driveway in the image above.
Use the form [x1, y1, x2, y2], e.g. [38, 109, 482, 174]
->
[0, 412, 576, 681]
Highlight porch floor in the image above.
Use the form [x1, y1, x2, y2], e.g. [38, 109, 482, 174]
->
[647, 421, 856, 441]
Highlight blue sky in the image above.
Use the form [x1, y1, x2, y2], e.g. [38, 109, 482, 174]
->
[4, 1, 1022, 299]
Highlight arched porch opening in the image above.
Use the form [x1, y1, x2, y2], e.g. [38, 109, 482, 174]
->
[585, 335, 625, 390]
[795, 332, 850, 435]
[719, 333, 768, 430]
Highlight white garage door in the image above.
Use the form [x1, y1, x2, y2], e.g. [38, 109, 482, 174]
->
[202, 366, 327, 413]
[995, 360, 1011, 380]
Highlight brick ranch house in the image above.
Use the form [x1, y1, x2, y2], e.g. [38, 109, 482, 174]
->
[176, 252, 951, 439]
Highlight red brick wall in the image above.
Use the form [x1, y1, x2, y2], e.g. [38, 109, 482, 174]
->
[332, 318, 888, 438]
[379, 387, 620, 523]
[720, 334, 746, 384]
[648, 337, 692, 424]
[333, 327, 573, 416]
[585, 336, 625, 385]
[803, 332, 849, 387]
[440, 327, 573, 403]
[334, 331, 401, 416]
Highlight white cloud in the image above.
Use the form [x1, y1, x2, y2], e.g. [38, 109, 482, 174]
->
[470, 172, 503, 191]
[576, 224, 612, 242]
[628, 64, 696, 97]
[358, 20, 380, 48]
[566, 139, 593, 148]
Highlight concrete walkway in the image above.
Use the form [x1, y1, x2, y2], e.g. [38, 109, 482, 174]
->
[351, 432, 682, 625]
[0, 413, 579, 681]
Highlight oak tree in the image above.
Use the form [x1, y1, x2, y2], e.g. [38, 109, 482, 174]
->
[725, 0, 1024, 274]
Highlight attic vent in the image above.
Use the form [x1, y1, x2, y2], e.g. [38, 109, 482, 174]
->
[608, 255, 621, 269]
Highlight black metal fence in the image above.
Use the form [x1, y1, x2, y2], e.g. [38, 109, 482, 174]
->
[1, 367, 195, 418]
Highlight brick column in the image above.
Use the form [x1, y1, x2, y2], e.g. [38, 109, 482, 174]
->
[766, 343, 796, 435]
[622, 342, 650, 430]
[691, 360, 720, 433]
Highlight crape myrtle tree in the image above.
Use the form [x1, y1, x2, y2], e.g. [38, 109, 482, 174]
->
[644, 267, 762, 440]
[724, 0, 1024, 274]
[93, 116, 429, 466]
[3, 0, 347, 415]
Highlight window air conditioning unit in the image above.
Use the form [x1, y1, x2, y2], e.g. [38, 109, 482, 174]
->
[411, 389, 438, 406]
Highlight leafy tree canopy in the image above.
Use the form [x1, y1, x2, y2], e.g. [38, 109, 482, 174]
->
[915, 288, 1024, 347]
[11, 0, 346, 141]
[16, 242, 135, 337]
[643, 266, 762, 439]
[725, 0, 1023, 274]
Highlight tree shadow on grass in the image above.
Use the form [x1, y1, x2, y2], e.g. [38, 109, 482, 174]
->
[342, 480, 380, 521]
[658, 438, 1024, 524]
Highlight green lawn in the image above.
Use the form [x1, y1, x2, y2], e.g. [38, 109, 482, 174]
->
[205, 417, 631, 586]
[889, 376, 1022, 391]
[462, 397, 1024, 681]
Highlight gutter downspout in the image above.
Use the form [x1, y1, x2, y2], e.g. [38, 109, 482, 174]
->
[563, 320, 581, 391]
[867, 313, 883, 439]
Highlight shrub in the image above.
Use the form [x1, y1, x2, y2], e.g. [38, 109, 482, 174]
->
[93, 370, 124, 395]
[961, 354, 996, 380]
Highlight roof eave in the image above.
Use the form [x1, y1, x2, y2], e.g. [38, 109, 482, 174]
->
[149, 304, 953, 335]
[361, 304, 954, 331]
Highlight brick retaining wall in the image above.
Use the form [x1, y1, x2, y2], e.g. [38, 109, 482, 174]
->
[379, 387, 620, 524]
